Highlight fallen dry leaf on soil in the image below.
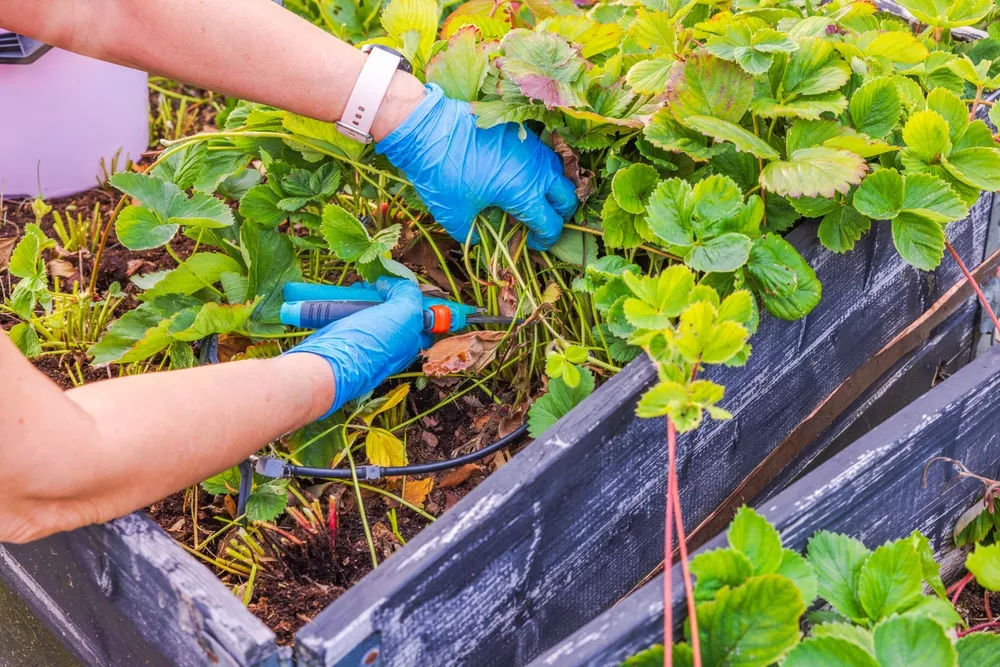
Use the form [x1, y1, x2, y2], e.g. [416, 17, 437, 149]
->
[499, 402, 530, 438]
[402, 477, 435, 508]
[126, 259, 155, 277]
[0, 237, 15, 272]
[48, 259, 77, 279]
[223, 494, 238, 519]
[420, 430, 439, 448]
[439, 463, 482, 489]
[422, 330, 506, 376]
[167, 518, 186, 533]
[552, 131, 595, 203]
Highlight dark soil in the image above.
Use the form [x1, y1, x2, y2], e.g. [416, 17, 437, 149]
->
[144, 383, 521, 645]
[954, 578, 999, 631]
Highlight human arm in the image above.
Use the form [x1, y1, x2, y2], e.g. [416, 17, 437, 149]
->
[0, 0, 423, 141]
[0, 279, 426, 544]
[0, 0, 578, 248]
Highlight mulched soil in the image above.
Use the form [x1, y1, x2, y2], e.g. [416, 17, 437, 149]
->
[954, 578, 998, 632]
[145, 383, 520, 645]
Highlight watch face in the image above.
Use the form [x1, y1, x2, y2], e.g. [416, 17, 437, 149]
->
[360, 43, 413, 74]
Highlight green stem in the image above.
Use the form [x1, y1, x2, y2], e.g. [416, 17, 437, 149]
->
[344, 443, 378, 569]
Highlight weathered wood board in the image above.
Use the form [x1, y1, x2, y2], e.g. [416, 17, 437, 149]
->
[756, 301, 978, 502]
[534, 346, 1000, 667]
[294, 195, 994, 667]
[0, 514, 282, 666]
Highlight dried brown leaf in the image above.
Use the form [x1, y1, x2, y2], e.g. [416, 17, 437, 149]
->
[0, 237, 15, 272]
[402, 477, 435, 508]
[552, 131, 595, 203]
[217, 334, 253, 363]
[126, 259, 155, 277]
[47, 259, 77, 279]
[223, 494, 238, 519]
[439, 463, 482, 489]
[422, 330, 506, 376]
[167, 518, 186, 533]
[499, 402, 530, 438]
[421, 430, 440, 448]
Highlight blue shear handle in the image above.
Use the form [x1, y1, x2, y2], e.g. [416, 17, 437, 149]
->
[282, 301, 435, 330]
[283, 282, 381, 304]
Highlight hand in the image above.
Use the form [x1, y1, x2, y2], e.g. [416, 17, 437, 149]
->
[287, 278, 430, 418]
[376, 84, 578, 251]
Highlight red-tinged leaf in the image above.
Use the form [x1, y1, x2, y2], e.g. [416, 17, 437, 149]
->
[497, 29, 588, 109]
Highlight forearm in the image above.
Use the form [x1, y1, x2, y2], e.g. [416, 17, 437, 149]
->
[0, 0, 423, 140]
[1, 339, 334, 543]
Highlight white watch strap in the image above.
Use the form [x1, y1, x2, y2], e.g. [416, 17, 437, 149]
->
[341, 48, 401, 138]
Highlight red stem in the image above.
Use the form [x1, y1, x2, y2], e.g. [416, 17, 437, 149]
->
[946, 240, 1000, 335]
[664, 421, 675, 666]
[987, 591, 994, 623]
[958, 620, 1000, 637]
[952, 571, 975, 606]
[669, 419, 701, 666]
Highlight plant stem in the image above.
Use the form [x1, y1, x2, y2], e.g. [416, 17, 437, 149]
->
[951, 571, 975, 606]
[88, 197, 128, 297]
[945, 240, 1000, 335]
[669, 418, 701, 666]
[664, 420, 675, 665]
[958, 620, 1000, 637]
[563, 223, 679, 260]
[345, 445, 379, 569]
[329, 479, 436, 522]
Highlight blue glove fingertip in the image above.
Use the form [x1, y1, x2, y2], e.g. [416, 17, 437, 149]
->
[547, 175, 580, 221]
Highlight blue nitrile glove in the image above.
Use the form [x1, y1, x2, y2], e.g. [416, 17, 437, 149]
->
[376, 84, 578, 251]
[286, 278, 431, 419]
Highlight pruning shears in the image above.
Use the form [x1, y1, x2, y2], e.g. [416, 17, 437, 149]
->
[280, 282, 520, 333]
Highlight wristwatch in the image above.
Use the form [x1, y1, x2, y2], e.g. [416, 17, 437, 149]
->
[336, 45, 413, 144]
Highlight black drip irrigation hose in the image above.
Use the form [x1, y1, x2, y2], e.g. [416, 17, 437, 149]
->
[203, 327, 534, 520]
[238, 424, 529, 524]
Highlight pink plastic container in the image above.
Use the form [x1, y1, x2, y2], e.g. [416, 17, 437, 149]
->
[0, 32, 149, 200]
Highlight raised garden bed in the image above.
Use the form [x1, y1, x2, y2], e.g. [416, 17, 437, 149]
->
[5, 1, 1000, 665]
[534, 344, 1000, 666]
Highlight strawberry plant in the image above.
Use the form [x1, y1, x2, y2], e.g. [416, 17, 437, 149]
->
[626, 507, 1000, 667]
[7, 0, 1000, 642]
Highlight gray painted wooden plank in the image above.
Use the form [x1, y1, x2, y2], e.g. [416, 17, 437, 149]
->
[757, 301, 978, 502]
[534, 346, 1000, 667]
[0, 513, 281, 666]
[295, 192, 993, 667]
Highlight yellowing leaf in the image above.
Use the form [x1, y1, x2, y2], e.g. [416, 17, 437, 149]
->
[665, 53, 754, 125]
[426, 26, 495, 102]
[381, 0, 439, 64]
[760, 147, 868, 199]
[538, 16, 622, 59]
[402, 477, 435, 508]
[366, 427, 407, 467]
[360, 384, 411, 425]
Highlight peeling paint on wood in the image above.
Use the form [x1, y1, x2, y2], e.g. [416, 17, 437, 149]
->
[534, 347, 1000, 667]
[0, 513, 281, 666]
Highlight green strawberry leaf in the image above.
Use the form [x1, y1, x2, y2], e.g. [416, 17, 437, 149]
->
[857, 539, 924, 622]
[141, 253, 243, 300]
[239, 185, 288, 227]
[612, 163, 660, 215]
[783, 636, 878, 667]
[807, 530, 872, 623]
[849, 77, 901, 139]
[891, 212, 945, 271]
[625, 57, 675, 95]
[966, 542, 1000, 591]
[665, 53, 755, 125]
[873, 615, 956, 666]
[687, 233, 753, 273]
[901, 110, 953, 167]
[690, 547, 754, 602]
[957, 633, 1000, 667]
[246, 479, 289, 523]
[644, 109, 727, 162]
[697, 575, 804, 667]
[116, 206, 180, 251]
[426, 26, 495, 102]
[853, 169, 905, 220]
[685, 116, 779, 160]
[895, 0, 992, 28]
[622, 265, 696, 328]
[944, 147, 1000, 191]
[777, 548, 818, 606]
[819, 205, 871, 254]
[811, 623, 874, 653]
[727, 506, 783, 575]
[527, 369, 595, 437]
[745, 235, 822, 320]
